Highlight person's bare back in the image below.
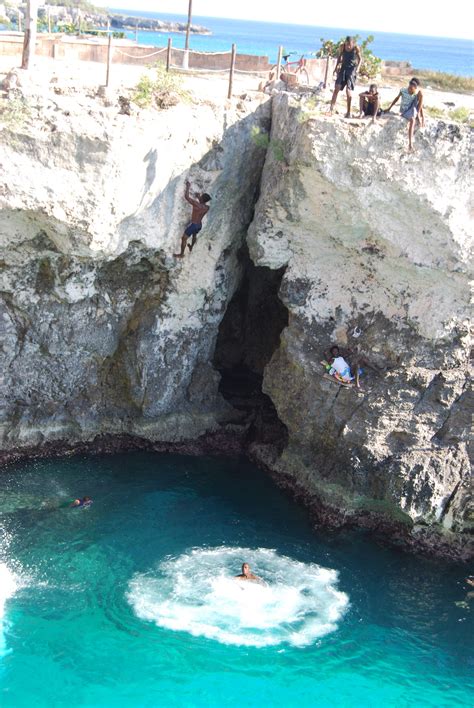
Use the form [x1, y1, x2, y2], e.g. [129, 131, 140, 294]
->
[173, 180, 211, 258]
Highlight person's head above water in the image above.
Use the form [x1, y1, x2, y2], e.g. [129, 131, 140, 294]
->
[199, 193, 211, 204]
[70, 496, 92, 507]
[241, 563, 251, 576]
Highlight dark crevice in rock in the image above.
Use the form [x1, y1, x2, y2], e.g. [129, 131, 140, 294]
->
[213, 245, 289, 453]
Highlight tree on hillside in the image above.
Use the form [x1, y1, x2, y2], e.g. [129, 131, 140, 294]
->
[21, 0, 38, 69]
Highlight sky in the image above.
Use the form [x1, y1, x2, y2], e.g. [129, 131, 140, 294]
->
[108, 0, 474, 40]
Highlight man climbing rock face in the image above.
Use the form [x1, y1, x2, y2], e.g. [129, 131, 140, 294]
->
[173, 180, 211, 258]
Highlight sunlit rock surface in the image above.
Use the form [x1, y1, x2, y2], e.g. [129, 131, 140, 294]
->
[0, 85, 270, 447]
[1, 85, 472, 558]
[247, 94, 472, 558]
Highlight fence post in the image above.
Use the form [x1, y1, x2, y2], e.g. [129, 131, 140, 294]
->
[166, 37, 172, 72]
[47, 7, 51, 33]
[105, 33, 112, 87]
[276, 45, 283, 80]
[228, 43, 236, 99]
[21, 0, 38, 70]
[18, 10, 21, 32]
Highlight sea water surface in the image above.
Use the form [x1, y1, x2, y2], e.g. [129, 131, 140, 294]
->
[0, 452, 473, 707]
[111, 12, 474, 76]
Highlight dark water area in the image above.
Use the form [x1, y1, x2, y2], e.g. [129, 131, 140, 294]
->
[0, 452, 473, 706]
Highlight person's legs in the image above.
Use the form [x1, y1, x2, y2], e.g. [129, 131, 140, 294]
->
[359, 356, 381, 374]
[188, 234, 197, 252]
[345, 88, 353, 117]
[408, 116, 416, 151]
[329, 84, 342, 113]
[358, 95, 366, 117]
[174, 233, 188, 258]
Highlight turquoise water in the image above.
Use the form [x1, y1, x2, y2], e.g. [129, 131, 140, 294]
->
[111, 12, 474, 76]
[0, 453, 473, 707]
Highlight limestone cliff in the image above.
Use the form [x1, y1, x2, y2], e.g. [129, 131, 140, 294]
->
[0, 81, 270, 448]
[247, 94, 472, 559]
[0, 84, 472, 559]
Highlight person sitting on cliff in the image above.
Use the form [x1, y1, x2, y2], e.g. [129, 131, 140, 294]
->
[384, 77, 425, 152]
[357, 84, 380, 123]
[328, 36, 362, 117]
[235, 562, 265, 585]
[325, 345, 381, 390]
[173, 180, 211, 259]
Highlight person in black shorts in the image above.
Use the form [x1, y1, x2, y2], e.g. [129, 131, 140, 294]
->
[357, 84, 380, 123]
[174, 180, 211, 258]
[329, 36, 362, 117]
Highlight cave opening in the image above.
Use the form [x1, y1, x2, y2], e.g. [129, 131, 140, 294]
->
[213, 245, 289, 452]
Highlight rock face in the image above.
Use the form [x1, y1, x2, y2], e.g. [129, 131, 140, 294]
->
[0, 84, 472, 559]
[0, 80, 270, 450]
[247, 94, 472, 559]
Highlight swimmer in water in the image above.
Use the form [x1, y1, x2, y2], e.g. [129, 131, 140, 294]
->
[454, 576, 474, 609]
[235, 563, 265, 585]
[70, 497, 93, 508]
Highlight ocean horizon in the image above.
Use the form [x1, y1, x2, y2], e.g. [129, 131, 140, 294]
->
[111, 11, 474, 77]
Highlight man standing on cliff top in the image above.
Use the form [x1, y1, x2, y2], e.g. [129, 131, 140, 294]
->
[173, 180, 211, 259]
[328, 36, 362, 118]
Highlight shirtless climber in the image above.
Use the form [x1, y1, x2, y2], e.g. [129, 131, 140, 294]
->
[173, 180, 211, 258]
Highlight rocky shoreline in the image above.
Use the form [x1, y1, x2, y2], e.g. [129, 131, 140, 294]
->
[107, 16, 211, 35]
[1, 429, 471, 564]
[5, 6, 211, 35]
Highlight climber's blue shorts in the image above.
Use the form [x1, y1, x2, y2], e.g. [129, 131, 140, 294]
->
[184, 222, 202, 237]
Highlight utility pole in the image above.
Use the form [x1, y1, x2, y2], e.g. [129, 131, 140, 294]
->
[21, 0, 38, 70]
[185, 0, 192, 51]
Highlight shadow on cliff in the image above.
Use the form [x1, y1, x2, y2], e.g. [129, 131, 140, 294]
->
[213, 244, 289, 454]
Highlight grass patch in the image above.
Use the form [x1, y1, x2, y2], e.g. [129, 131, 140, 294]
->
[251, 126, 287, 163]
[0, 95, 31, 130]
[448, 106, 470, 123]
[132, 63, 190, 109]
[424, 105, 445, 119]
[416, 70, 474, 93]
[425, 104, 473, 127]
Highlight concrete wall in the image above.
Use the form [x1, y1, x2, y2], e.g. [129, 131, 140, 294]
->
[0, 34, 271, 71]
[305, 57, 337, 85]
[382, 60, 412, 76]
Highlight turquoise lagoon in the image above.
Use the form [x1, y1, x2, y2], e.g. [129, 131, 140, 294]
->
[0, 453, 472, 707]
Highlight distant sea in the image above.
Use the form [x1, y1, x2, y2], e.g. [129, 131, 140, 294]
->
[111, 12, 473, 77]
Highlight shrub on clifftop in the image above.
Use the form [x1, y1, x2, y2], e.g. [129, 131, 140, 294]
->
[132, 64, 190, 109]
[317, 35, 381, 79]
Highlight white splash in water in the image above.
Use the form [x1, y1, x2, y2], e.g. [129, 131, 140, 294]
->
[0, 563, 17, 656]
[127, 547, 349, 647]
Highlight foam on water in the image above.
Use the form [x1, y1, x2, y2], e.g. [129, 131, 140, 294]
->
[0, 562, 18, 656]
[127, 547, 349, 647]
